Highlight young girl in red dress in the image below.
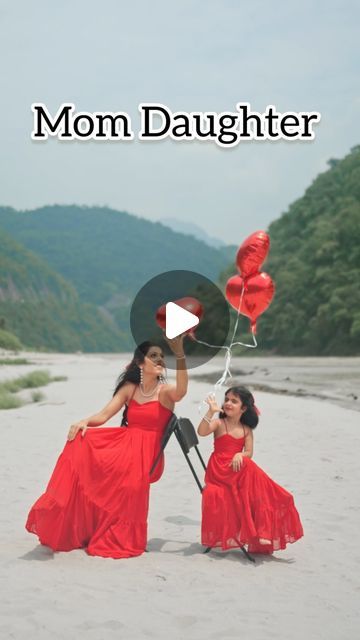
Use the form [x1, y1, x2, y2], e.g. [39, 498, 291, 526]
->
[26, 337, 188, 559]
[198, 386, 303, 554]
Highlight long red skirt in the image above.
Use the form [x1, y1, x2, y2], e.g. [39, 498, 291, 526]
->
[202, 434, 304, 553]
[26, 400, 172, 558]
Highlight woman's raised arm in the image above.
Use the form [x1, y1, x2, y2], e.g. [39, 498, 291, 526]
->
[161, 334, 188, 402]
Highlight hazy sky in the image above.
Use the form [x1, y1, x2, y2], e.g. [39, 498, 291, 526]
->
[0, 0, 359, 243]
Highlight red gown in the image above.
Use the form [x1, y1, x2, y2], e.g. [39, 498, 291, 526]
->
[26, 399, 172, 558]
[202, 425, 304, 554]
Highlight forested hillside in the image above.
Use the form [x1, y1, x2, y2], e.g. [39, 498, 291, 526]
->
[2, 145, 358, 355]
[0, 205, 231, 305]
[221, 145, 360, 355]
[0, 226, 127, 351]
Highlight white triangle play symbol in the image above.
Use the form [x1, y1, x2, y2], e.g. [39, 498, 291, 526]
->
[165, 302, 199, 339]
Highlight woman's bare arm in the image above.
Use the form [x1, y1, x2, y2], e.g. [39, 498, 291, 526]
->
[67, 383, 134, 440]
[162, 334, 188, 403]
[162, 358, 188, 403]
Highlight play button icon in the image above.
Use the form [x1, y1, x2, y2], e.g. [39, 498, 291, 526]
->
[130, 269, 231, 370]
[165, 302, 199, 339]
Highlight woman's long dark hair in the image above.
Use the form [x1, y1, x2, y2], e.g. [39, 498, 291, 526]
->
[114, 341, 163, 426]
[219, 385, 259, 429]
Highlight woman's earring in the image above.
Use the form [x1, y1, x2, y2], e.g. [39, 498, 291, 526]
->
[139, 367, 144, 384]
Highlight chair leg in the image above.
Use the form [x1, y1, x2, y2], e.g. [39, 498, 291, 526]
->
[239, 546, 255, 563]
[194, 445, 207, 471]
[234, 537, 255, 563]
[174, 427, 204, 493]
[203, 543, 255, 563]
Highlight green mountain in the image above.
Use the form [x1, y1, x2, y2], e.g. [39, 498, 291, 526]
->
[221, 145, 360, 355]
[0, 205, 234, 351]
[0, 205, 231, 307]
[0, 225, 127, 351]
[3, 144, 358, 357]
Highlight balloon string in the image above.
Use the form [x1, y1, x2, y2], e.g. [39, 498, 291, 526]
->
[193, 338, 229, 351]
[228, 283, 257, 349]
[192, 282, 246, 352]
[193, 280, 257, 411]
[229, 283, 257, 350]
[214, 282, 257, 386]
[229, 281, 245, 346]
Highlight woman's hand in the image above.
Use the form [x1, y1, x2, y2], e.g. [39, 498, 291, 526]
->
[229, 452, 244, 472]
[67, 420, 88, 441]
[206, 393, 221, 415]
[163, 333, 185, 357]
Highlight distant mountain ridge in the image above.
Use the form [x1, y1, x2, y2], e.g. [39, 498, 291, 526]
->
[0, 205, 233, 351]
[0, 205, 231, 306]
[160, 217, 226, 248]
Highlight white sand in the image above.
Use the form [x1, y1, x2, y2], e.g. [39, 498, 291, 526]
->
[0, 353, 359, 639]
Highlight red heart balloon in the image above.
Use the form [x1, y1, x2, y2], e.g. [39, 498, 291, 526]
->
[156, 296, 204, 336]
[225, 272, 275, 333]
[236, 231, 270, 278]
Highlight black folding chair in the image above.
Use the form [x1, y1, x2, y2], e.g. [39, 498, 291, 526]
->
[150, 414, 255, 563]
[151, 415, 207, 491]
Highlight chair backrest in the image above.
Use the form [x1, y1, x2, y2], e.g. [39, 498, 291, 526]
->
[176, 417, 199, 454]
[160, 413, 178, 447]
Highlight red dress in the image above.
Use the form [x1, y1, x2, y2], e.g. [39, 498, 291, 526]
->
[202, 423, 304, 553]
[26, 399, 172, 558]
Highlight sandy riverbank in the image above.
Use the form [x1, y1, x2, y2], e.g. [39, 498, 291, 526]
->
[0, 352, 359, 639]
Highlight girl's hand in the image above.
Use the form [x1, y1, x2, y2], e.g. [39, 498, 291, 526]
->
[67, 420, 88, 441]
[206, 393, 221, 415]
[229, 452, 243, 472]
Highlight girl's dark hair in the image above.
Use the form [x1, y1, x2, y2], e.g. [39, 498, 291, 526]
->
[114, 341, 163, 426]
[219, 385, 259, 429]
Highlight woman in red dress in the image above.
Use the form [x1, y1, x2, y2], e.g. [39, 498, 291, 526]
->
[26, 337, 188, 559]
[198, 386, 303, 554]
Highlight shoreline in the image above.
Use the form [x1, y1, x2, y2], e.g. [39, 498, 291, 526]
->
[1, 351, 359, 412]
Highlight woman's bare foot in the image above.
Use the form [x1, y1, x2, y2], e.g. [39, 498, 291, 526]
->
[259, 538, 271, 545]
